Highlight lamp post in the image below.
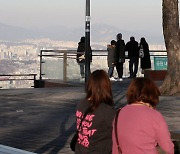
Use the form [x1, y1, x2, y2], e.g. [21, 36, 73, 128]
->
[85, 0, 91, 83]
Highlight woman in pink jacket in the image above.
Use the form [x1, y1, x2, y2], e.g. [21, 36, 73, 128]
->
[112, 78, 174, 154]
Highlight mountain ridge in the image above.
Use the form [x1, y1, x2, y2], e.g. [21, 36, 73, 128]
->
[0, 22, 164, 44]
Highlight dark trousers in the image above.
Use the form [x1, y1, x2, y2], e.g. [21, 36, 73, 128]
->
[129, 57, 139, 77]
[79, 63, 85, 78]
[108, 67, 114, 77]
[116, 62, 123, 78]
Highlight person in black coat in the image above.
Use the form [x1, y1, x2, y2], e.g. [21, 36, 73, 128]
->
[126, 36, 139, 78]
[76, 36, 92, 79]
[76, 37, 86, 78]
[139, 37, 151, 73]
[114, 33, 126, 81]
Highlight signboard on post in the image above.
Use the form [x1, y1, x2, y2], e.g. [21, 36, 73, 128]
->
[154, 57, 167, 70]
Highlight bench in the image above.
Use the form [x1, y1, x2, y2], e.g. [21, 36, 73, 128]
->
[0, 144, 36, 154]
[144, 70, 167, 81]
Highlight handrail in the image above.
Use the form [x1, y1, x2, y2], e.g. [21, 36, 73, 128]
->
[0, 74, 37, 77]
[40, 49, 167, 57]
[39, 49, 167, 81]
[0, 74, 37, 88]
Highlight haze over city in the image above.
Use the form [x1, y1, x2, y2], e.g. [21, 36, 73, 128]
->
[1, 0, 179, 45]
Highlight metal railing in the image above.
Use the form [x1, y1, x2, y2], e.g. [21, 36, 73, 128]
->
[39, 49, 167, 82]
[0, 74, 37, 89]
[0, 50, 167, 88]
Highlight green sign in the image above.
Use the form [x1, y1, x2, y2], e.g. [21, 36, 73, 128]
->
[154, 57, 167, 70]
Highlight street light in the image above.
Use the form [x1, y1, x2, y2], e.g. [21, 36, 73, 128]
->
[85, 0, 91, 83]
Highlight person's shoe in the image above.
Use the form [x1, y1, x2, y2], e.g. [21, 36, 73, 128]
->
[80, 78, 85, 82]
[117, 78, 123, 81]
[110, 77, 117, 81]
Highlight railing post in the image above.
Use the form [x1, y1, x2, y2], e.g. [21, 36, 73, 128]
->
[33, 74, 36, 88]
[63, 51, 67, 82]
[40, 50, 42, 80]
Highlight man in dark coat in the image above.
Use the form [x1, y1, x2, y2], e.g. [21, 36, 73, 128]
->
[76, 36, 92, 79]
[126, 36, 139, 78]
[76, 37, 86, 78]
[114, 33, 126, 81]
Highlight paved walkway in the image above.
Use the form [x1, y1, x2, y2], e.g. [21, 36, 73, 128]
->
[0, 79, 179, 154]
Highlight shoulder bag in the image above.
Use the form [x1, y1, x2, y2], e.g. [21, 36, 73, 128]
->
[114, 108, 122, 154]
[139, 45, 144, 58]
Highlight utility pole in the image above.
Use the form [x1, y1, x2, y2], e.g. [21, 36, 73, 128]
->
[85, 0, 91, 83]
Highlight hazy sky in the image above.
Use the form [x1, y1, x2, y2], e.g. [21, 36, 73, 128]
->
[0, 0, 162, 32]
[0, 0, 179, 39]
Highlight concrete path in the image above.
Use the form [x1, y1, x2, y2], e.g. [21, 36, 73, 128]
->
[0, 79, 179, 154]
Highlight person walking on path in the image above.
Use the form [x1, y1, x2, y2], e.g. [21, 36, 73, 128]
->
[114, 33, 126, 81]
[112, 78, 174, 154]
[139, 37, 151, 74]
[126, 36, 139, 78]
[76, 36, 86, 79]
[107, 40, 116, 81]
[75, 69, 116, 154]
[76, 36, 92, 80]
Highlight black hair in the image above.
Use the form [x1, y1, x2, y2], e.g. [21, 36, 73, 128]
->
[111, 40, 116, 45]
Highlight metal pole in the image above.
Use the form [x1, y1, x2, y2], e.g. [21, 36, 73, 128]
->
[40, 50, 42, 80]
[63, 51, 67, 82]
[85, 0, 91, 83]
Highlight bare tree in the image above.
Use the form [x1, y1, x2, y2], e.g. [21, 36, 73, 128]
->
[160, 0, 180, 95]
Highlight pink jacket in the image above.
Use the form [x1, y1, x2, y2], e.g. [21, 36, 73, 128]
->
[112, 105, 174, 154]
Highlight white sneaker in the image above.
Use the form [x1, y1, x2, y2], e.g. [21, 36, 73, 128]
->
[119, 78, 123, 81]
[80, 78, 85, 82]
[117, 78, 123, 81]
[110, 77, 117, 81]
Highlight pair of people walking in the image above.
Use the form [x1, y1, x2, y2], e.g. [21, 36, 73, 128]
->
[107, 33, 126, 81]
[126, 37, 151, 78]
[73, 69, 174, 154]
